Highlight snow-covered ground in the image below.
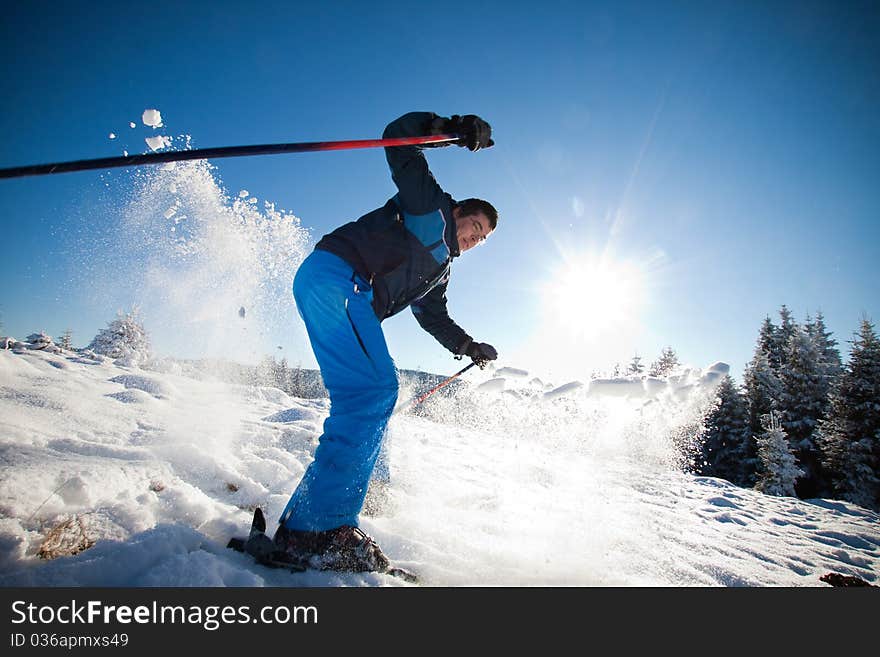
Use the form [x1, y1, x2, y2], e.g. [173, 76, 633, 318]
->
[1, 347, 877, 587]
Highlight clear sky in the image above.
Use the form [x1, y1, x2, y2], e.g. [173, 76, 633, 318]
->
[1, 1, 878, 384]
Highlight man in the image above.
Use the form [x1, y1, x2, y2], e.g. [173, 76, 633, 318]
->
[274, 111, 499, 572]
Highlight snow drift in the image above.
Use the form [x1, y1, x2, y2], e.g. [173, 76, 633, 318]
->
[1, 348, 877, 587]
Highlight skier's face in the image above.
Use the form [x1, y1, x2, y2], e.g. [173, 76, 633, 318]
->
[454, 209, 494, 253]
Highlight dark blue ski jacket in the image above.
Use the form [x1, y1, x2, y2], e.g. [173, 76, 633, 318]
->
[314, 111, 472, 355]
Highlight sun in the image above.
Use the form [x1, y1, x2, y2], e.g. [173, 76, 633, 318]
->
[540, 251, 645, 341]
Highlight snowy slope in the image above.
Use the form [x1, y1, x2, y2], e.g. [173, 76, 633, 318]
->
[0, 347, 878, 586]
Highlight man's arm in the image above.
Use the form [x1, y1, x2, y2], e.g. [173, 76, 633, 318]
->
[410, 281, 472, 356]
[383, 111, 494, 215]
[383, 112, 448, 216]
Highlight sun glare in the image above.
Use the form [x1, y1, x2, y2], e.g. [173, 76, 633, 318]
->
[541, 252, 645, 341]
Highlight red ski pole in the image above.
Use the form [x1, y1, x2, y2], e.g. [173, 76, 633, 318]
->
[0, 134, 461, 180]
[392, 362, 477, 416]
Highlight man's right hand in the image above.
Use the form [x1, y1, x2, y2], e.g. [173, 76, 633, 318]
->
[432, 114, 494, 151]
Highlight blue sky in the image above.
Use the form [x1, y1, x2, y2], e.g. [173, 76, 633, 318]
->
[1, 1, 878, 383]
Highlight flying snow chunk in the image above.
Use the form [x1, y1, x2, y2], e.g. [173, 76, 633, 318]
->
[109, 133, 116, 139]
[543, 381, 584, 401]
[587, 378, 645, 399]
[495, 367, 529, 378]
[238, 190, 249, 198]
[129, 122, 136, 128]
[476, 378, 506, 393]
[145, 135, 172, 151]
[142, 109, 163, 128]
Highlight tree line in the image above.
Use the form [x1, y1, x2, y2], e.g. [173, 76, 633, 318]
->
[695, 306, 879, 511]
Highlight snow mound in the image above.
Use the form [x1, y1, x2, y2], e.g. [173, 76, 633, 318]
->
[262, 407, 322, 423]
[109, 374, 174, 399]
[588, 378, 645, 398]
[106, 389, 155, 404]
[543, 381, 584, 400]
[23, 333, 62, 354]
[241, 386, 293, 406]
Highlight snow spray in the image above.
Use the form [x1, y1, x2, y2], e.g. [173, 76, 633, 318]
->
[75, 155, 312, 364]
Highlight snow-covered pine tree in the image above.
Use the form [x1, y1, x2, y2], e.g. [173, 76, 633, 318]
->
[255, 356, 277, 387]
[627, 354, 644, 375]
[816, 318, 880, 510]
[275, 357, 291, 392]
[649, 347, 679, 377]
[743, 344, 781, 434]
[698, 375, 752, 485]
[290, 362, 305, 397]
[59, 329, 73, 351]
[805, 311, 842, 404]
[757, 316, 779, 370]
[86, 310, 151, 366]
[778, 325, 826, 498]
[743, 348, 780, 485]
[755, 411, 803, 497]
[770, 305, 798, 373]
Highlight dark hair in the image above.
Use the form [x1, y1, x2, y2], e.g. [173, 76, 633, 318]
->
[456, 198, 498, 230]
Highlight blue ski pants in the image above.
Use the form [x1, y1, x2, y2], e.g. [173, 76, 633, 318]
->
[279, 249, 398, 531]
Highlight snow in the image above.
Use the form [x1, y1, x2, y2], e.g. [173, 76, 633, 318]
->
[68, 157, 311, 365]
[145, 135, 172, 151]
[141, 109, 163, 128]
[1, 348, 877, 587]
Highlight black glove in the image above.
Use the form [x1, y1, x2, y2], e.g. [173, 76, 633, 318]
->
[466, 341, 498, 368]
[432, 114, 494, 151]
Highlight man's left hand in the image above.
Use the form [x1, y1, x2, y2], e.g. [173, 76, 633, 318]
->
[466, 341, 498, 368]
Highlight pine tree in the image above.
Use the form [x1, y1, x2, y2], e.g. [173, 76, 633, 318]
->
[778, 325, 826, 497]
[743, 348, 780, 485]
[256, 356, 277, 387]
[87, 310, 151, 366]
[757, 316, 779, 370]
[698, 375, 752, 485]
[743, 345, 781, 434]
[649, 347, 679, 377]
[816, 318, 880, 510]
[770, 305, 797, 373]
[806, 311, 842, 405]
[755, 412, 803, 497]
[291, 362, 304, 397]
[275, 357, 291, 392]
[60, 329, 73, 351]
[627, 354, 644, 375]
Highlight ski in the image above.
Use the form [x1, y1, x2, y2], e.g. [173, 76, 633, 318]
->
[227, 508, 419, 583]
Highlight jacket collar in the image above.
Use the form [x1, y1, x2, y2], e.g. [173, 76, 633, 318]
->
[447, 197, 461, 258]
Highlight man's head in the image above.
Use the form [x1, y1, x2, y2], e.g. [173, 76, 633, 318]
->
[453, 198, 498, 254]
